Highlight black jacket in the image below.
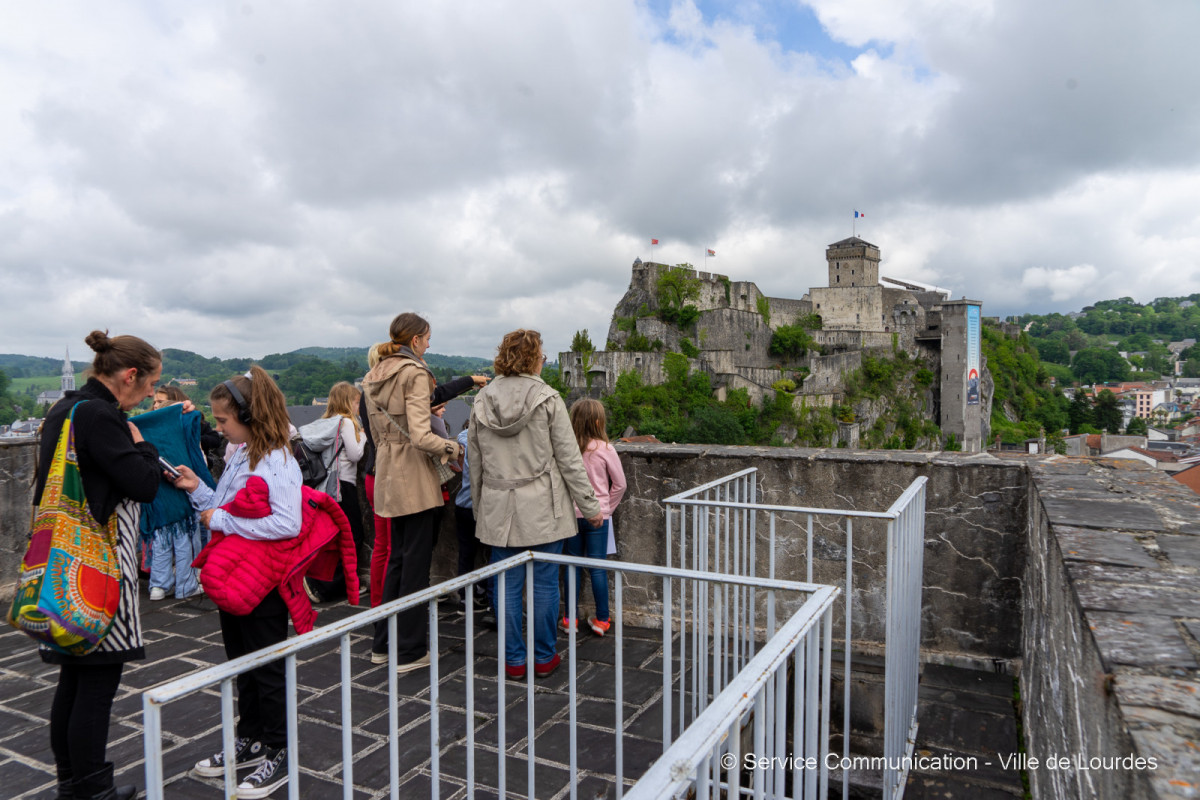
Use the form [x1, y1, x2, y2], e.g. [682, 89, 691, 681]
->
[34, 378, 161, 525]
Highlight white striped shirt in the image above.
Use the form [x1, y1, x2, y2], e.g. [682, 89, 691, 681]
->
[188, 444, 303, 541]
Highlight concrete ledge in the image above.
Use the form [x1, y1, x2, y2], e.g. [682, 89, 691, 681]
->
[1025, 457, 1200, 800]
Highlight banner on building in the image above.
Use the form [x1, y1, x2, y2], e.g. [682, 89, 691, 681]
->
[966, 304, 980, 406]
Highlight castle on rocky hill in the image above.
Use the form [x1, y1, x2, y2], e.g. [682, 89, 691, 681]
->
[558, 237, 993, 451]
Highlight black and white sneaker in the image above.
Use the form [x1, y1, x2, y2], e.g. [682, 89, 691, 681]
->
[236, 746, 289, 798]
[192, 737, 265, 777]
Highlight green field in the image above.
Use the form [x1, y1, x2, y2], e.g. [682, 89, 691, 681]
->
[9, 373, 87, 396]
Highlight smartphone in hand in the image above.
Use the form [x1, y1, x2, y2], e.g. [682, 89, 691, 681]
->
[158, 457, 182, 480]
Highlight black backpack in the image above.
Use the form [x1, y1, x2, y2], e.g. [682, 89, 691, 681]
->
[291, 437, 328, 489]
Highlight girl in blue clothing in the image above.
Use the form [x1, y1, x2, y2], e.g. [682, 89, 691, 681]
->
[145, 385, 207, 600]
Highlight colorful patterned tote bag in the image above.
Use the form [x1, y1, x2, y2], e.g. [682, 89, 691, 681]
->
[7, 403, 122, 655]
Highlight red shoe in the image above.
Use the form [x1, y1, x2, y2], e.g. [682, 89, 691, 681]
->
[588, 616, 611, 637]
[505, 663, 526, 680]
[560, 616, 578, 633]
[534, 653, 561, 677]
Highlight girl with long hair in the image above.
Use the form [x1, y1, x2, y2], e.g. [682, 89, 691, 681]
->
[560, 398, 627, 637]
[304, 381, 366, 603]
[171, 366, 302, 798]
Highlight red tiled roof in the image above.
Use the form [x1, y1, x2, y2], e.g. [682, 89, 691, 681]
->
[1171, 463, 1200, 494]
[1128, 447, 1182, 462]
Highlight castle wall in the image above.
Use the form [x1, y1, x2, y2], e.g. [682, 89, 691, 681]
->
[695, 308, 773, 364]
[813, 330, 894, 352]
[735, 366, 790, 387]
[761, 297, 815, 328]
[559, 350, 688, 395]
[698, 349, 736, 376]
[805, 351, 862, 394]
[725, 374, 773, 405]
[728, 280, 764, 313]
[810, 286, 886, 331]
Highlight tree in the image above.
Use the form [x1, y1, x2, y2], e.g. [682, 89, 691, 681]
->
[1034, 338, 1071, 365]
[1068, 392, 1095, 434]
[1093, 389, 1123, 434]
[541, 364, 568, 399]
[0, 368, 18, 426]
[656, 266, 701, 328]
[1071, 348, 1130, 384]
[1125, 416, 1148, 436]
[769, 324, 817, 360]
[571, 329, 596, 387]
[570, 329, 595, 355]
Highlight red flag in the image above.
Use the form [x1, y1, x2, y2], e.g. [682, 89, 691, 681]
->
[651, 238, 659, 245]
[706, 249, 716, 257]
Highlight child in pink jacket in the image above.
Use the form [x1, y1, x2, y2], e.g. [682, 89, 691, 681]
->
[561, 398, 627, 636]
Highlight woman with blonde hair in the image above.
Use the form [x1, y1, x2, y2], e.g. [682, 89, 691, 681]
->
[304, 381, 366, 603]
[362, 314, 463, 672]
[468, 329, 602, 679]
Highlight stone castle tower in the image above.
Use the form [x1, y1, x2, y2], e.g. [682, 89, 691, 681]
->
[809, 237, 887, 332]
[827, 236, 880, 288]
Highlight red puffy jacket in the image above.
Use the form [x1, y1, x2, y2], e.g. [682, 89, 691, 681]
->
[192, 477, 359, 634]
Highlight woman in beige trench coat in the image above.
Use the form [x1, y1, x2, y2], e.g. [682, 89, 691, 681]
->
[361, 312, 463, 672]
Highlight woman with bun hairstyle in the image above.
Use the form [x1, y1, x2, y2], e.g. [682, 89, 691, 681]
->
[170, 366, 302, 799]
[361, 313, 463, 672]
[32, 330, 163, 800]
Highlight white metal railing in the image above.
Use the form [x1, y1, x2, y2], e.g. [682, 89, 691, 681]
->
[664, 468, 928, 800]
[625, 584, 838, 800]
[142, 550, 836, 799]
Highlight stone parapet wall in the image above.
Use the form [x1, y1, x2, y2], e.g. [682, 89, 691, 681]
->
[580, 444, 1029, 661]
[0, 440, 38, 600]
[1022, 458, 1200, 800]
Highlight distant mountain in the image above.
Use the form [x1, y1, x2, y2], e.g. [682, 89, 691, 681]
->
[288, 347, 493, 374]
[0, 354, 89, 378]
[2, 348, 492, 379]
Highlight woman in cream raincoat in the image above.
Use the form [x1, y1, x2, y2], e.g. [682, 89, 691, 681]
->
[468, 329, 601, 679]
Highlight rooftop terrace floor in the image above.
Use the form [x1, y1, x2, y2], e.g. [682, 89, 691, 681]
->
[1, 592, 1025, 799]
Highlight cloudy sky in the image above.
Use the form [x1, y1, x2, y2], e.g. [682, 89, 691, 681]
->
[2, 0, 1198, 361]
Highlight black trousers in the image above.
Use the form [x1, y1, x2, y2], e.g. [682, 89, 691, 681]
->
[454, 504, 490, 601]
[50, 662, 124, 786]
[372, 506, 439, 661]
[219, 589, 289, 749]
[309, 480, 367, 601]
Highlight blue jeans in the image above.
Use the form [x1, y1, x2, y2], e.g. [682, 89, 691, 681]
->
[149, 521, 201, 598]
[491, 540, 563, 667]
[563, 518, 610, 622]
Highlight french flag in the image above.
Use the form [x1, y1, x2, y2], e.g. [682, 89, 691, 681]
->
[854, 210, 865, 219]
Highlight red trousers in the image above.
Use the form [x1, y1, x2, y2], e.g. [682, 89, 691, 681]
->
[364, 474, 393, 608]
